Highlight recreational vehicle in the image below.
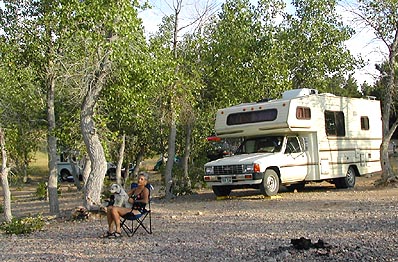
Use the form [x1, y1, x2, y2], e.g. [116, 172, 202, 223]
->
[204, 88, 382, 197]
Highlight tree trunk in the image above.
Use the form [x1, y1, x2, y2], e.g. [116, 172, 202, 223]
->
[164, 116, 177, 199]
[81, 49, 110, 210]
[380, 29, 398, 184]
[380, 119, 398, 184]
[46, 61, 60, 215]
[22, 156, 28, 183]
[133, 144, 145, 178]
[82, 155, 91, 186]
[163, 1, 182, 199]
[70, 159, 82, 191]
[81, 104, 107, 210]
[0, 127, 13, 222]
[182, 122, 192, 190]
[116, 133, 125, 185]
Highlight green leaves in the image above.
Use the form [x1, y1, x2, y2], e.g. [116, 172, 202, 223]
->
[200, 0, 288, 107]
[285, 0, 356, 90]
[0, 0, 365, 177]
[0, 214, 45, 235]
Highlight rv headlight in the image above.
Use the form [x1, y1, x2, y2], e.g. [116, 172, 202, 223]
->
[205, 166, 214, 175]
[243, 164, 254, 173]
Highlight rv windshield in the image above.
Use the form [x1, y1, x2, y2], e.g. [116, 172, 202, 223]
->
[235, 136, 284, 154]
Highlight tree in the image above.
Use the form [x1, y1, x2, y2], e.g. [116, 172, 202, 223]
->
[40, 0, 61, 215]
[0, 2, 49, 217]
[0, 2, 47, 185]
[201, 0, 288, 107]
[0, 0, 81, 215]
[325, 74, 362, 97]
[155, 9, 183, 199]
[100, 49, 155, 185]
[354, 0, 398, 184]
[56, 0, 146, 209]
[149, 0, 215, 198]
[178, 34, 203, 193]
[0, 127, 12, 222]
[283, 0, 356, 90]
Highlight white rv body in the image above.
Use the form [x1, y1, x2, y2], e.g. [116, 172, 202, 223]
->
[204, 89, 382, 196]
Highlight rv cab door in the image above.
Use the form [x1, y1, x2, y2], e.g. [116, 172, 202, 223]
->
[279, 136, 308, 183]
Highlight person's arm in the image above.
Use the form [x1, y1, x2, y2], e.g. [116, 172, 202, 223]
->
[127, 188, 136, 196]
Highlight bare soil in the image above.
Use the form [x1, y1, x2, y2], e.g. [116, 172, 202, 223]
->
[1, 172, 397, 261]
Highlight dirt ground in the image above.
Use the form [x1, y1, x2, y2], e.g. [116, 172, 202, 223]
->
[1, 169, 394, 219]
[0, 171, 398, 261]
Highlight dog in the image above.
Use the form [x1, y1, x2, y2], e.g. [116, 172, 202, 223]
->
[109, 183, 132, 208]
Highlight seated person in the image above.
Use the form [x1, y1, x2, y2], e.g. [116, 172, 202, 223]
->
[103, 172, 149, 238]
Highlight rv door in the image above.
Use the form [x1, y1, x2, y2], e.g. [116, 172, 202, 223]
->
[279, 136, 308, 183]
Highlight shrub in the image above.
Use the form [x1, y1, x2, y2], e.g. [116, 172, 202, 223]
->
[35, 182, 61, 200]
[0, 204, 3, 214]
[0, 214, 45, 235]
[35, 182, 47, 200]
[8, 170, 24, 187]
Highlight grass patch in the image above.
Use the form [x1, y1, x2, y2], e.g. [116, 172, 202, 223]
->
[29, 151, 49, 182]
[31, 151, 48, 169]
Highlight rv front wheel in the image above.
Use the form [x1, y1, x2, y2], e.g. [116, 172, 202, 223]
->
[260, 169, 280, 196]
[212, 186, 232, 197]
[335, 166, 356, 189]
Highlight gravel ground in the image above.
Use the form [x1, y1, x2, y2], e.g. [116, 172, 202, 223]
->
[1, 175, 398, 262]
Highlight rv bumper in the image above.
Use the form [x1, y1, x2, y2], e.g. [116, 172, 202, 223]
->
[203, 173, 263, 186]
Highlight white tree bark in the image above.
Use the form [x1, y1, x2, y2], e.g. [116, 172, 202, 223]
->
[82, 155, 91, 186]
[182, 121, 193, 190]
[81, 101, 107, 210]
[116, 134, 125, 185]
[164, 116, 177, 199]
[0, 127, 13, 222]
[81, 48, 110, 210]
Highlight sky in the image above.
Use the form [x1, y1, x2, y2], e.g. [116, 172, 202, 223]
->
[138, 0, 387, 86]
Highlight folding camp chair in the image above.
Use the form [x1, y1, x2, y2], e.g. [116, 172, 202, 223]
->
[120, 183, 153, 237]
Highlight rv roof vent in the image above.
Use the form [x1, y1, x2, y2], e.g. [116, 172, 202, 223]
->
[282, 88, 318, 100]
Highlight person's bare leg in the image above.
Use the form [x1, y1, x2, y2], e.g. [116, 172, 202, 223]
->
[111, 207, 133, 233]
[106, 207, 114, 233]
[111, 207, 121, 233]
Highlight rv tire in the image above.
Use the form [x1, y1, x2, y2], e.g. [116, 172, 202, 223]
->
[60, 169, 70, 182]
[212, 186, 232, 197]
[335, 166, 356, 189]
[260, 169, 280, 196]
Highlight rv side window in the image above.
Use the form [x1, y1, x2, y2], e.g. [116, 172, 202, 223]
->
[324, 111, 346, 136]
[361, 116, 370, 130]
[227, 109, 277, 125]
[285, 137, 302, 154]
[296, 107, 311, 120]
